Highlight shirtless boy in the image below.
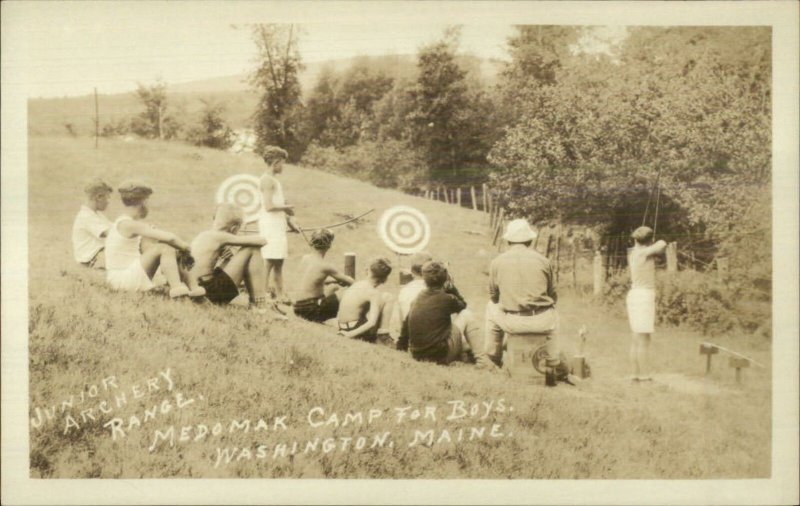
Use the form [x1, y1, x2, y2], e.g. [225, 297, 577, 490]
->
[293, 229, 354, 323]
[336, 257, 394, 345]
[190, 203, 286, 318]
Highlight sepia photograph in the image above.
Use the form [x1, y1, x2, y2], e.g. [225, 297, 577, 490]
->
[2, 1, 798, 504]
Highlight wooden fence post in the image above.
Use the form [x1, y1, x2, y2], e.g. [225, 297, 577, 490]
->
[482, 184, 488, 213]
[487, 193, 493, 223]
[444, 187, 450, 204]
[492, 209, 505, 246]
[545, 233, 554, 259]
[470, 186, 477, 211]
[456, 188, 461, 207]
[555, 229, 562, 284]
[666, 242, 678, 273]
[593, 250, 604, 296]
[571, 239, 577, 290]
[344, 253, 356, 278]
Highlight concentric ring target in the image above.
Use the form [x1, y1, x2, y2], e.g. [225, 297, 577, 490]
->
[215, 174, 262, 223]
[377, 205, 431, 255]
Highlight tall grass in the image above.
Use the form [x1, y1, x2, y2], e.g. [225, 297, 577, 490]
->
[28, 136, 770, 478]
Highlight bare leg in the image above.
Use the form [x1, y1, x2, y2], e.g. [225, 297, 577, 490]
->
[484, 303, 505, 367]
[264, 258, 274, 297]
[376, 292, 393, 334]
[222, 247, 266, 302]
[267, 259, 286, 301]
[454, 309, 497, 368]
[140, 243, 181, 287]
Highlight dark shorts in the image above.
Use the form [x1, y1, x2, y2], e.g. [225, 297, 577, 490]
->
[338, 316, 377, 343]
[294, 293, 340, 323]
[198, 268, 240, 305]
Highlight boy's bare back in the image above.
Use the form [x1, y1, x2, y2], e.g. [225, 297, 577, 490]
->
[337, 280, 375, 322]
[295, 254, 337, 301]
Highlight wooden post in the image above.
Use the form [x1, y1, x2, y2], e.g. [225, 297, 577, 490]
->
[545, 233, 554, 259]
[456, 188, 461, 207]
[555, 228, 562, 284]
[492, 209, 505, 246]
[571, 239, 577, 290]
[716, 257, 729, 279]
[729, 356, 750, 384]
[482, 184, 488, 213]
[344, 252, 356, 278]
[666, 242, 678, 273]
[487, 193, 494, 223]
[94, 87, 99, 149]
[444, 187, 450, 204]
[593, 250, 604, 296]
[470, 186, 477, 211]
[700, 343, 719, 374]
[532, 226, 540, 251]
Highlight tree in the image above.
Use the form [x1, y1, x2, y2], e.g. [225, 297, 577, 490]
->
[251, 24, 305, 161]
[131, 80, 181, 140]
[186, 99, 235, 150]
[408, 27, 477, 182]
[489, 26, 771, 251]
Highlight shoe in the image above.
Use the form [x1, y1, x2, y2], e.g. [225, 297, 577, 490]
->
[169, 284, 191, 298]
[188, 287, 206, 298]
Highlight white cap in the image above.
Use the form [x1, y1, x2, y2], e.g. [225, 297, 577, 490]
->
[502, 218, 537, 243]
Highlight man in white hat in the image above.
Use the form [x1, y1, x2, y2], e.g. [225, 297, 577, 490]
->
[484, 218, 559, 369]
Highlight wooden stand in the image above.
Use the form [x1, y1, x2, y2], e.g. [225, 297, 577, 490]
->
[700, 343, 719, 374]
[729, 357, 750, 383]
[344, 252, 356, 278]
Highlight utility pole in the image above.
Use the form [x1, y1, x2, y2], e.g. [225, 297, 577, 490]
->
[94, 87, 99, 149]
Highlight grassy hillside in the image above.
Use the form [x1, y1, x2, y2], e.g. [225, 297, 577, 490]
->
[28, 136, 771, 478]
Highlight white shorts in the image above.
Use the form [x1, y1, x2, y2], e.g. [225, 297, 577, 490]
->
[258, 212, 288, 260]
[107, 260, 154, 292]
[627, 288, 656, 333]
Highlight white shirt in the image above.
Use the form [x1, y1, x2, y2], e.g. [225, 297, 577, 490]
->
[71, 205, 112, 263]
[104, 216, 142, 270]
[397, 279, 426, 321]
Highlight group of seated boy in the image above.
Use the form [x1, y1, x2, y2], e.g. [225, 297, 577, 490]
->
[72, 177, 495, 367]
[291, 229, 496, 369]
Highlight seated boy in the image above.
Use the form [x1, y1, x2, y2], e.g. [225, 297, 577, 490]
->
[293, 229, 354, 322]
[190, 203, 286, 319]
[397, 261, 494, 367]
[72, 178, 113, 268]
[336, 257, 394, 345]
[105, 180, 203, 298]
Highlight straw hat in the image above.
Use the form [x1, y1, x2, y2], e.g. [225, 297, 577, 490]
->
[502, 219, 537, 243]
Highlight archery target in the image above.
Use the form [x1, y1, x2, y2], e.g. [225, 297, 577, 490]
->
[378, 206, 431, 255]
[215, 174, 262, 222]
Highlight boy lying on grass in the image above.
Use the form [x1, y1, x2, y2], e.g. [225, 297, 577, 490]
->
[189, 203, 288, 319]
[105, 180, 204, 298]
[397, 261, 495, 368]
[336, 257, 394, 347]
[72, 178, 113, 269]
[293, 229, 354, 323]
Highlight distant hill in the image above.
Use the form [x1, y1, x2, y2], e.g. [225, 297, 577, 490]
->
[28, 54, 505, 137]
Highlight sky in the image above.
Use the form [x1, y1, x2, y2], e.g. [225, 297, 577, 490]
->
[3, 2, 526, 98]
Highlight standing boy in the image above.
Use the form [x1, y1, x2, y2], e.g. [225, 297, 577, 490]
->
[72, 178, 113, 268]
[190, 203, 286, 318]
[258, 146, 297, 304]
[104, 180, 203, 298]
[292, 229, 354, 323]
[336, 257, 394, 345]
[627, 226, 667, 382]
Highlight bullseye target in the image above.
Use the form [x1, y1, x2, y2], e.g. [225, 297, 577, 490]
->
[215, 174, 262, 222]
[378, 206, 430, 255]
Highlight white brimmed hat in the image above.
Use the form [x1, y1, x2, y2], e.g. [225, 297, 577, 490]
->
[502, 218, 537, 243]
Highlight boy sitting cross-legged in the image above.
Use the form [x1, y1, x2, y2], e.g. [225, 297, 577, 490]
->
[190, 203, 286, 319]
[293, 229, 354, 323]
[336, 257, 394, 346]
[397, 261, 495, 368]
[105, 180, 203, 298]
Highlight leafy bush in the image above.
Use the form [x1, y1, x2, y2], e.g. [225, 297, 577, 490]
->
[302, 140, 426, 191]
[603, 269, 770, 338]
[186, 101, 235, 150]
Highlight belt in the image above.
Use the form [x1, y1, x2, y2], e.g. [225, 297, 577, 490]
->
[338, 320, 364, 331]
[504, 306, 553, 316]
